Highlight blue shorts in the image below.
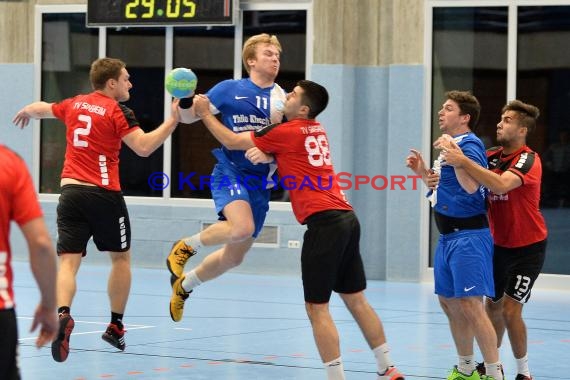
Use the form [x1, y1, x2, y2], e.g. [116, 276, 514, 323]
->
[434, 228, 494, 298]
[210, 162, 270, 238]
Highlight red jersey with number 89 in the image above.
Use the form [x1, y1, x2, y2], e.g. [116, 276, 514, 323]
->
[252, 119, 352, 224]
[51, 91, 140, 191]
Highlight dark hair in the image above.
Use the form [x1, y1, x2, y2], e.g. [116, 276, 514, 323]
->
[90, 57, 126, 90]
[297, 80, 329, 119]
[502, 100, 540, 134]
[445, 90, 481, 131]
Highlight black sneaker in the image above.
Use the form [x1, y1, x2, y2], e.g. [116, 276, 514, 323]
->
[101, 323, 126, 351]
[476, 362, 486, 376]
[51, 313, 75, 362]
[515, 375, 533, 380]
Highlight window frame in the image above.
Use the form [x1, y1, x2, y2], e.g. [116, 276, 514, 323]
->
[425, 0, 570, 284]
[34, 1, 312, 213]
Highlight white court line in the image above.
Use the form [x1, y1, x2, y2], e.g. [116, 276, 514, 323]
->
[17, 317, 154, 342]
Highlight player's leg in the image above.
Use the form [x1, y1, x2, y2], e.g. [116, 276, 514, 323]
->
[89, 189, 132, 351]
[448, 230, 502, 379]
[167, 164, 259, 278]
[52, 186, 92, 362]
[436, 234, 477, 378]
[500, 240, 546, 379]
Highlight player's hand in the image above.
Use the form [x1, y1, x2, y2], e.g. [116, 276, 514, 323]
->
[30, 304, 58, 348]
[12, 107, 32, 129]
[426, 170, 440, 189]
[193, 94, 212, 118]
[436, 139, 465, 167]
[170, 98, 181, 123]
[245, 147, 274, 164]
[406, 149, 427, 176]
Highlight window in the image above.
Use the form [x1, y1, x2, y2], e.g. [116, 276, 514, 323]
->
[38, 4, 308, 200]
[428, 2, 570, 275]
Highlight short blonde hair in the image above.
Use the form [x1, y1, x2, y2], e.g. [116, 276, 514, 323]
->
[242, 33, 281, 74]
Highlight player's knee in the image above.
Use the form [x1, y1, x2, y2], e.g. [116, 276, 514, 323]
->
[229, 224, 255, 242]
[305, 302, 329, 323]
[224, 253, 245, 268]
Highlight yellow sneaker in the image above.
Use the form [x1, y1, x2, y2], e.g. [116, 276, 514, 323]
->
[166, 240, 196, 278]
[170, 275, 191, 322]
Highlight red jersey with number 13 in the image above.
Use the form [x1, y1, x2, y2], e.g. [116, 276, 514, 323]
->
[486, 145, 548, 248]
[252, 119, 352, 224]
[51, 91, 140, 191]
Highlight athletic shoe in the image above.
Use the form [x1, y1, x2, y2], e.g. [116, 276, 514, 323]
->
[102, 323, 126, 351]
[476, 362, 505, 380]
[447, 366, 481, 380]
[515, 375, 532, 380]
[170, 275, 191, 322]
[166, 240, 196, 278]
[51, 312, 75, 362]
[377, 366, 405, 379]
[476, 362, 486, 376]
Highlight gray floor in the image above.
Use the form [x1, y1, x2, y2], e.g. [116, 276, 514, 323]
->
[13, 261, 570, 379]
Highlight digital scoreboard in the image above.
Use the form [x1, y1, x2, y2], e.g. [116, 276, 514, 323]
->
[87, 0, 235, 27]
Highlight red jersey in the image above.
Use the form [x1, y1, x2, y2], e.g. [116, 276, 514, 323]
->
[0, 145, 43, 310]
[486, 146, 548, 248]
[52, 92, 140, 191]
[252, 119, 352, 224]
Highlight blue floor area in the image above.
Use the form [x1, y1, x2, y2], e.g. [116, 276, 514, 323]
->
[12, 261, 570, 379]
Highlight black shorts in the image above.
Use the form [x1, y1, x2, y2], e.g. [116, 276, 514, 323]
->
[301, 210, 366, 303]
[0, 309, 21, 380]
[492, 240, 547, 303]
[57, 185, 131, 255]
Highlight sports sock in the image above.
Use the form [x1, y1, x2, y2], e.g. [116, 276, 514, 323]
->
[111, 312, 124, 330]
[183, 234, 202, 251]
[58, 306, 70, 315]
[516, 354, 530, 377]
[373, 343, 394, 374]
[181, 269, 203, 292]
[485, 361, 504, 380]
[458, 354, 476, 375]
[324, 357, 345, 380]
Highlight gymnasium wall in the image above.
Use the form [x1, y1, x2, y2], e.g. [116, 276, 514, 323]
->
[0, 0, 428, 281]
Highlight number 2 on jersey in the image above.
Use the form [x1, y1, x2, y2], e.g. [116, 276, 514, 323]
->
[74, 114, 92, 147]
[305, 134, 331, 166]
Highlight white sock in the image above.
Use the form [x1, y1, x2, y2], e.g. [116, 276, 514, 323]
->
[324, 357, 345, 380]
[458, 354, 476, 374]
[373, 343, 394, 374]
[183, 233, 203, 251]
[516, 354, 530, 376]
[485, 361, 504, 380]
[181, 269, 202, 292]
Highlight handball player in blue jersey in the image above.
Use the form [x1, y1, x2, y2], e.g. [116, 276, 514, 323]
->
[407, 91, 503, 380]
[166, 34, 287, 322]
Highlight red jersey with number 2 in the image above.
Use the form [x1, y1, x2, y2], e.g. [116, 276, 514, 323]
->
[51, 91, 140, 191]
[252, 119, 352, 224]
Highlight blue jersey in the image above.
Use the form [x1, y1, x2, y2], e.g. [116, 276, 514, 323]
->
[435, 132, 487, 217]
[207, 78, 286, 176]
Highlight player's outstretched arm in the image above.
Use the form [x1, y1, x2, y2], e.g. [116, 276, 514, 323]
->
[12, 102, 55, 129]
[122, 98, 181, 157]
[194, 94, 254, 151]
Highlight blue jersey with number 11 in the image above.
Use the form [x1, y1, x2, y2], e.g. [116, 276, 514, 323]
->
[207, 78, 286, 176]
